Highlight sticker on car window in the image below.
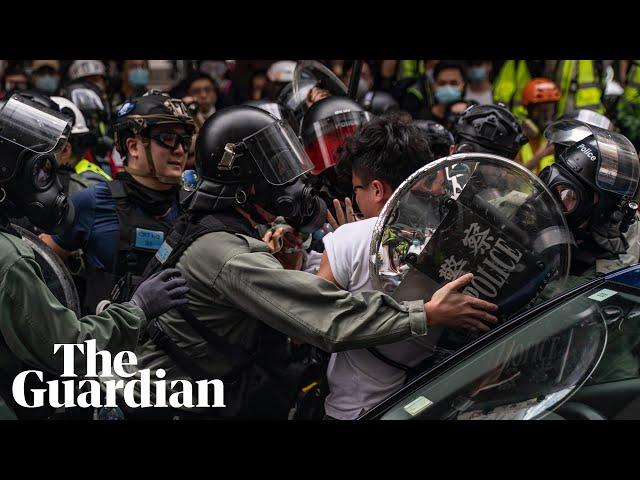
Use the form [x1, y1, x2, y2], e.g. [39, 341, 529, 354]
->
[403, 396, 433, 416]
[588, 288, 618, 302]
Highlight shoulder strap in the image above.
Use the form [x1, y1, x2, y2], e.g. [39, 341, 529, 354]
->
[140, 211, 265, 382]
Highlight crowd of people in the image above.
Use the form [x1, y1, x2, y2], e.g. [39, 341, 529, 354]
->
[0, 58, 639, 420]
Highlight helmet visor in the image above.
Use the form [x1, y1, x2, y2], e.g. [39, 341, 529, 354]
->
[546, 120, 640, 197]
[302, 110, 372, 174]
[70, 87, 105, 112]
[0, 94, 71, 154]
[243, 120, 313, 186]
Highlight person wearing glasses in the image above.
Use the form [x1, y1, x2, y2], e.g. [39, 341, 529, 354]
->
[41, 92, 195, 316]
[185, 72, 219, 128]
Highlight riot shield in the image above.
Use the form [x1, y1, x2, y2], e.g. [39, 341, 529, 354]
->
[279, 60, 348, 131]
[370, 153, 571, 352]
[12, 224, 81, 317]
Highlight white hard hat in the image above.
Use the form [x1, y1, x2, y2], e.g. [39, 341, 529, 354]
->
[51, 96, 90, 135]
[68, 60, 106, 81]
[267, 60, 297, 83]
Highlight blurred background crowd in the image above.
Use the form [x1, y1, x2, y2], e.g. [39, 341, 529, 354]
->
[1, 59, 639, 178]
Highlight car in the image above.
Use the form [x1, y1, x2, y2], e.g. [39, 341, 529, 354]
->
[361, 264, 640, 420]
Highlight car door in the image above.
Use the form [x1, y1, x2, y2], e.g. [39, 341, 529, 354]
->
[362, 277, 616, 420]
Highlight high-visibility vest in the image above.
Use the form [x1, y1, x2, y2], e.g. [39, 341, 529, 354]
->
[493, 60, 531, 119]
[74, 159, 112, 181]
[622, 60, 640, 104]
[519, 137, 555, 175]
[399, 60, 425, 80]
[555, 60, 605, 117]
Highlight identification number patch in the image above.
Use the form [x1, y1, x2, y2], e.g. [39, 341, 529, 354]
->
[135, 228, 165, 250]
[155, 241, 173, 264]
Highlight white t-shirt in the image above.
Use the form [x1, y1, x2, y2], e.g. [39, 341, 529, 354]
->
[321, 217, 437, 420]
[465, 88, 493, 105]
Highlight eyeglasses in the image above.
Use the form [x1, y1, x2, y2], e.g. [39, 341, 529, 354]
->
[150, 132, 193, 151]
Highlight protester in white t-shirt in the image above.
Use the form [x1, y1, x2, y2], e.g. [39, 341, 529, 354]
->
[317, 113, 499, 420]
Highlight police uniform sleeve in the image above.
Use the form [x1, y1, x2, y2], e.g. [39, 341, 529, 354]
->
[216, 248, 428, 353]
[0, 256, 146, 375]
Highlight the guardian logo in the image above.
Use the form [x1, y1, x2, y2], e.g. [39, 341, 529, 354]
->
[578, 143, 598, 162]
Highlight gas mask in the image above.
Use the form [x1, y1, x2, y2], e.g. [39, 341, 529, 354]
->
[539, 163, 594, 230]
[252, 176, 327, 234]
[0, 95, 74, 234]
[2, 151, 74, 234]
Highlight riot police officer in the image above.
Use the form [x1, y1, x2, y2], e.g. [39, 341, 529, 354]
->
[451, 103, 528, 159]
[110, 105, 498, 419]
[0, 94, 189, 419]
[540, 119, 640, 385]
[41, 92, 195, 315]
[541, 119, 640, 285]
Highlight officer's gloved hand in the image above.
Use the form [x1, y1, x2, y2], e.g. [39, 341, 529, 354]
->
[130, 268, 190, 319]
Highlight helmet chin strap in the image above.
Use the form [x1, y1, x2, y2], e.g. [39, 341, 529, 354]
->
[124, 140, 182, 185]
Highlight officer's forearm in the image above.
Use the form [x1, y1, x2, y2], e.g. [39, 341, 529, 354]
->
[219, 252, 427, 352]
[0, 257, 146, 375]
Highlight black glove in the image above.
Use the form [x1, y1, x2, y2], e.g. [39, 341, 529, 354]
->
[130, 268, 190, 319]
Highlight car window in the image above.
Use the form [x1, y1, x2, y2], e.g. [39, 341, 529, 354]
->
[584, 282, 640, 385]
[377, 283, 616, 420]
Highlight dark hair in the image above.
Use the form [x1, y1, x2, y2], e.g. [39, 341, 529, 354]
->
[185, 71, 217, 91]
[339, 112, 434, 190]
[433, 61, 465, 82]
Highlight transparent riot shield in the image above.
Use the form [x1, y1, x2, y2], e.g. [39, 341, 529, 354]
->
[280, 60, 348, 131]
[13, 224, 81, 317]
[370, 153, 572, 352]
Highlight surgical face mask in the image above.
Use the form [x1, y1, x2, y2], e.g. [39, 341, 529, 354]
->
[467, 66, 487, 82]
[434, 86, 462, 105]
[34, 75, 59, 94]
[128, 68, 149, 88]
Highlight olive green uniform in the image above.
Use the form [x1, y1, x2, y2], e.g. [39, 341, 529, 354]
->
[0, 230, 146, 419]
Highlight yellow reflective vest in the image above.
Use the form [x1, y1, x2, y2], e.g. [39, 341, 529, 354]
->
[622, 60, 640, 104]
[555, 60, 605, 117]
[519, 136, 555, 175]
[74, 159, 112, 181]
[493, 60, 531, 119]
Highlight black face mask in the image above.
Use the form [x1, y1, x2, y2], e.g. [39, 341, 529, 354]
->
[252, 177, 327, 234]
[117, 171, 179, 216]
[2, 151, 75, 234]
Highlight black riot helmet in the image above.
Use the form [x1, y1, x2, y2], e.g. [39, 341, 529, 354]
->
[11, 89, 61, 113]
[0, 94, 74, 234]
[190, 105, 327, 233]
[414, 120, 455, 158]
[541, 119, 640, 253]
[358, 90, 400, 115]
[300, 95, 372, 175]
[453, 103, 528, 159]
[112, 91, 196, 184]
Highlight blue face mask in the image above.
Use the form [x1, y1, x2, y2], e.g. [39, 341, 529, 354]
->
[434, 86, 462, 105]
[467, 66, 487, 82]
[35, 75, 59, 94]
[128, 68, 149, 88]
